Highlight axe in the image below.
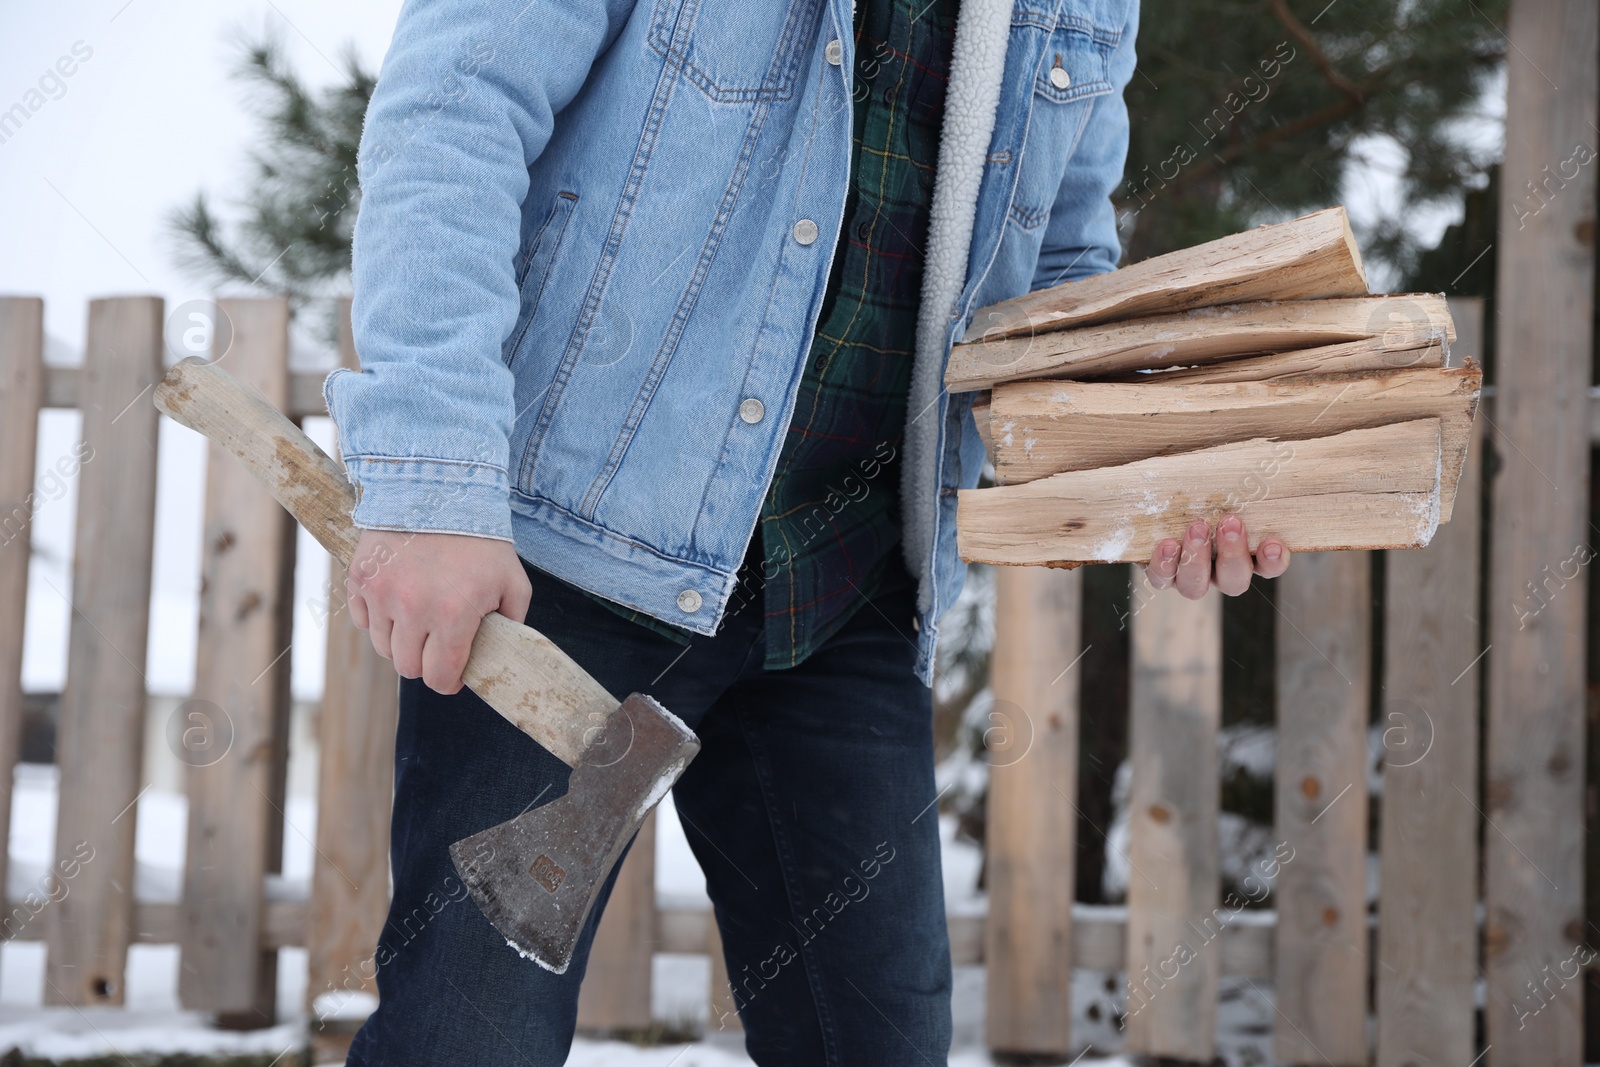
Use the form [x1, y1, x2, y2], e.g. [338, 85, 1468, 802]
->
[153, 356, 700, 974]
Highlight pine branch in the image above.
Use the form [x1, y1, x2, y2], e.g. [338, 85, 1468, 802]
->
[1263, 0, 1364, 105]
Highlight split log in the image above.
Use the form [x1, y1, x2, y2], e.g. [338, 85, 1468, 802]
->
[956, 419, 1443, 566]
[1101, 333, 1447, 385]
[985, 365, 1480, 521]
[946, 294, 1453, 393]
[963, 207, 1367, 342]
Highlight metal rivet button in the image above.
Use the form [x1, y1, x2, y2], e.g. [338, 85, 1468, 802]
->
[739, 398, 765, 424]
[677, 589, 703, 613]
[793, 218, 819, 245]
[1049, 63, 1071, 90]
[825, 39, 843, 65]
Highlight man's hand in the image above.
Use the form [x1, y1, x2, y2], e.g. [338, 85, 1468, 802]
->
[1144, 514, 1290, 599]
[346, 530, 533, 695]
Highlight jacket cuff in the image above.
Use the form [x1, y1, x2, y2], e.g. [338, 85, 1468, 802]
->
[343, 456, 514, 542]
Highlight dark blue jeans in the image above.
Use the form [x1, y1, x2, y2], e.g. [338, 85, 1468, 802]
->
[345, 550, 953, 1066]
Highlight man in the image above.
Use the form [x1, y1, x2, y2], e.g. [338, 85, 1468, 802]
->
[325, 0, 1288, 1062]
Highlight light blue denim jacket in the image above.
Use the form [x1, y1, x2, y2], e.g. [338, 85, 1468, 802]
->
[326, 0, 1138, 683]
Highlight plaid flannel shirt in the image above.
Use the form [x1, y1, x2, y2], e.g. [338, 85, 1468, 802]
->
[568, 0, 957, 670]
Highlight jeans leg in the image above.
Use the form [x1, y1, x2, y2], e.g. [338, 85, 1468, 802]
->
[345, 560, 762, 1067]
[672, 570, 953, 1067]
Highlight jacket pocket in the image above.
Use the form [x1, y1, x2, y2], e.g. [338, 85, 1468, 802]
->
[648, 0, 816, 103]
[1033, 17, 1117, 104]
[1008, 20, 1119, 231]
[505, 190, 578, 366]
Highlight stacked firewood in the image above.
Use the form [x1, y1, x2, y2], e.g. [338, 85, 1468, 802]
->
[948, 208, 1480, 566]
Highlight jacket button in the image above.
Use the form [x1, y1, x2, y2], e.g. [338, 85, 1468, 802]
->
[677, 589, 703, 614]
[1049, 63, 1071, 90]
[825, 39, 843, 65]
[739, 398, 765, 424]
[792, 218, 819, 245]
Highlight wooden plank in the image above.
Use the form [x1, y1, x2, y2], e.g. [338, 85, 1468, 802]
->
[577, 812, 657, 1031]
[987, 365, 1481, 522]
[985, 565, 1080, 1055]
[1376, 299, 1485, 1067]
[958, 419, 1444, 565]
[306, 297, 398, 1016]
[650, 905, 1278, 976]
[0, 298, 44, 926]
[946, 294, 1452, 392]
[1484, 2, 1597, 1061]
[11, 894, 1290, 978]
[1117, 334, 1446, 385]
[1123, 576, 1221, 1059]
[44, 296, 164, 1006]
[1273, 550, 1371, 1065]
[962, 206, 1367, 342]
[10, 898, 306, 947]
[49, 364, 329, 420]
[306, 591, 396, 1012]
[179, 298, 297, 1024]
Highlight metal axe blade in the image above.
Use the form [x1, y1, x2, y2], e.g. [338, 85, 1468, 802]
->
[450, 693, 699, 974]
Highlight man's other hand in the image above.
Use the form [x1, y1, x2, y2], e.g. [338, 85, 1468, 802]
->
[1143, 514, 1291, 599]
[346, 530, 533, 694]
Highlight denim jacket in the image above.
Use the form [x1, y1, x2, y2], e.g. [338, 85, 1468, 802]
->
[326, 0, 1138, 683]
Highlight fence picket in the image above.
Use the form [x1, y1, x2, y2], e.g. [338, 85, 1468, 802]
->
[1124, 576, 1221, 1058]
[305, 298, 398, 1033]
[178, 298, 297, 1023]
[1376, 299, 1485, 1067]
[985, 565, 1080, 1055]
[1484, 2, 1598, 1060]
[577, 813, 657, 1031]
[44, 296, 164, 1005]
[0, 298, 44, 931]
[1274, 550, 1370, 1065]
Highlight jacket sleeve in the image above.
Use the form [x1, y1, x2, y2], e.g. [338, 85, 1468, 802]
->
[324, 0, 636, 541]
[1029, 0, 1139, 292]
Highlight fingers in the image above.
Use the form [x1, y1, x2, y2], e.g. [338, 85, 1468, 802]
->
[368, 610, 394, 662]
[1146, 539, 1181, 589]
[500, 566, 533, 625]
[421, 615, 478, 695]
[1255, 536, 1291, 579]
[390, 621, 425, 680]
[1212, 515, 1254, 596]
[1174, 520, 1213, 600]
[347, 582, 370, 631]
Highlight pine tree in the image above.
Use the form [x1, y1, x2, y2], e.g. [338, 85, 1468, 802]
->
[166, 27, 372, 346]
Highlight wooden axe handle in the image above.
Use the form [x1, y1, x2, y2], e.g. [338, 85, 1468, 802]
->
[154, 356, 614, 767]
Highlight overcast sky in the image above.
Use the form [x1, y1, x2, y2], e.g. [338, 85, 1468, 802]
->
[2, 0, 402, 350]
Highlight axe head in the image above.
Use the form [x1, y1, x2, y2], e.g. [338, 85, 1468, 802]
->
[449, 692, 699, 974]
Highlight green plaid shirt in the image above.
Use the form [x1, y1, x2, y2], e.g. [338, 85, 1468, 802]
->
[568, 0, 957, 669]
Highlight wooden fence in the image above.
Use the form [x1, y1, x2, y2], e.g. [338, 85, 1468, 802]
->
[0, 283, 1574, 1064]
